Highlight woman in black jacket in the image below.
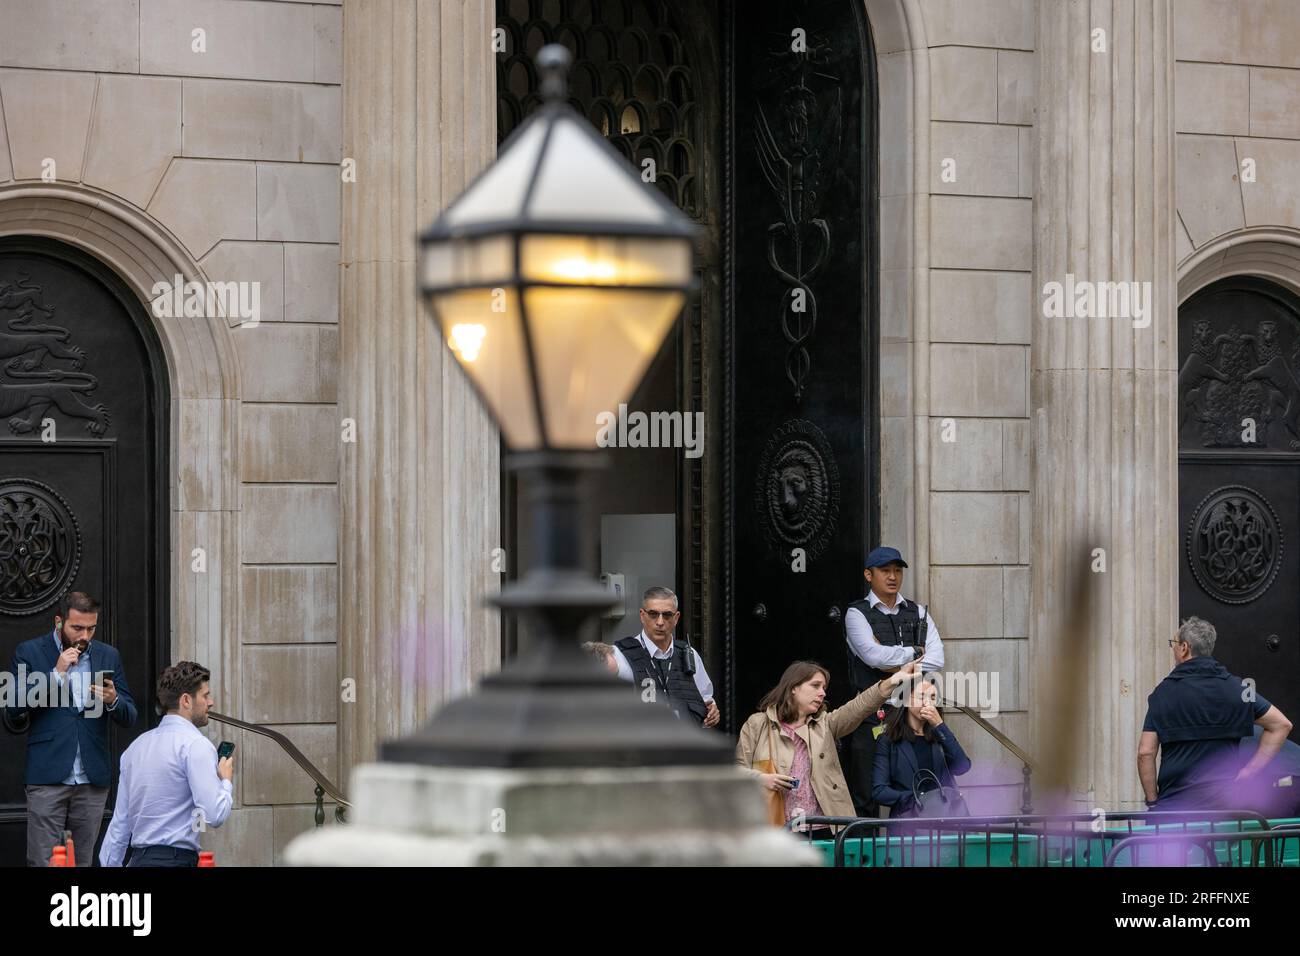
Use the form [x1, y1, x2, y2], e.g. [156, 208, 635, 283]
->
[871, 676, 971, 816]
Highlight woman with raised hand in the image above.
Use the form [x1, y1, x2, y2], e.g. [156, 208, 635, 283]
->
[736, 658, 920, 833]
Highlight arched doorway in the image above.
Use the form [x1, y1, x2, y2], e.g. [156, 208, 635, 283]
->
[1178, 275, 1300, 735]
[0, 237, 169, 864]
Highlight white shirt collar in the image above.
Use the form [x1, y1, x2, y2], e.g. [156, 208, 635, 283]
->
[160, 714, 201, 735]
[867, 590, 909, 612]
[639, 630, 675, 658]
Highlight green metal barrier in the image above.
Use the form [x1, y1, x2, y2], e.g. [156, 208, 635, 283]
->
[1105, 823, 1300, 867]
[811, 815, 1300, 867]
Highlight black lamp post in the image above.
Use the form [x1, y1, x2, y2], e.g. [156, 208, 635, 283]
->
[396, 44, 729, 769]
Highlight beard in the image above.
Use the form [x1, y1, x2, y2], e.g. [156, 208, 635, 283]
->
[60, 632, 89, 653]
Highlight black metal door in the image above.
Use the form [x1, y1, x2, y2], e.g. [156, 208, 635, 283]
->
[1178, 277, 1300, 738]
[0, 238, 169, 864]
[725, 0, 875, 720]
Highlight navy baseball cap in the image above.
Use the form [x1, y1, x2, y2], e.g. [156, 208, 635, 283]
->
[865, 546, 908, 569]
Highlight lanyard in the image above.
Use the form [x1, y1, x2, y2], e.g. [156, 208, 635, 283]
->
[641, 635, 673, 695]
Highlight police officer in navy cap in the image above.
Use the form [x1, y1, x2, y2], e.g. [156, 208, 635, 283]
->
[843, 546, 946, 815]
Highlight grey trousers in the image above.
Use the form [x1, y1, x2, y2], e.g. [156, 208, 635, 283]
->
[26, 783, 110, 867]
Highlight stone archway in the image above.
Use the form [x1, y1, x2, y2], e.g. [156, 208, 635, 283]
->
[1179, 227, 1300, 304]
[0, 182, 244, 710]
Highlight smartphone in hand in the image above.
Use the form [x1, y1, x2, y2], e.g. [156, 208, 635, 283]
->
[217, 741, 235, 760]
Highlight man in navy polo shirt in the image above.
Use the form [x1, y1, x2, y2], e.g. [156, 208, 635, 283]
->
[1138, 615, 1292, 811]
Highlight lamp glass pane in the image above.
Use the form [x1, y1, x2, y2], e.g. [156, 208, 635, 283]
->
[523, 287, 684, 448]
[423, 241, 453, 287]
[432, 288, 541, 449]
[520, 235, 691, 287]
[526, 117, 671, 225]
[443, 119, 546, 227]
[423, 236, 515, 289]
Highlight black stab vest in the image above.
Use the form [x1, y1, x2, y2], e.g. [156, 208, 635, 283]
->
[615, 635, 707, 725]
[846, 597, 928, 691]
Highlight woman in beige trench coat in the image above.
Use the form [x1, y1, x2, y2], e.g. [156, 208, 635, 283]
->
[736, 659, 920, 827]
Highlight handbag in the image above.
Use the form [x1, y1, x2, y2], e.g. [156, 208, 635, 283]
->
[909, 767, 970, 819]
[749, 721, 788, 827]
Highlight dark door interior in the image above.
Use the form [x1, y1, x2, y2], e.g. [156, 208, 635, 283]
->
[495, 0, 722, 663]
[0, 238, 169, 864]
[494, 0, 877, 728]
[1178, 277, 1300, 738]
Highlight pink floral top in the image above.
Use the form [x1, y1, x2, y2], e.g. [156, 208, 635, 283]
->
[779, 721, 823, 824]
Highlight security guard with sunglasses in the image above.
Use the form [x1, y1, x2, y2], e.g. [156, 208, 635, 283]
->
[611, 586, 720, 727]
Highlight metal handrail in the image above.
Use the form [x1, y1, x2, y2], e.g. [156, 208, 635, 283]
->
[207, 711, 350, 814]
[941, 699, 1036, 812]
[940, 701, 1037, 769]
[7, 705, 350, 823]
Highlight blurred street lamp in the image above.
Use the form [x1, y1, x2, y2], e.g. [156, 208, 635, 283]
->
[401, 44, 727, 769]
[420, 45, 695, 453]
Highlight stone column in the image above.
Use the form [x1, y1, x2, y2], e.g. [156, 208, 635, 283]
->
[338, 0, 500, 776]
[1031, 0, 1177, 809]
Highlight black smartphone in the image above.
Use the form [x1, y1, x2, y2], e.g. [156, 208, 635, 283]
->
[91, 671, 112, 701]
[217, 741, 235, 760]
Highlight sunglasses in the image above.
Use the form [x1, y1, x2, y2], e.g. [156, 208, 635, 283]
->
[641, 609, 677, 621]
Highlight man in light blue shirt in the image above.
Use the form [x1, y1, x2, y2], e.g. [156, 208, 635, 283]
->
[56, 627, 97, 785]
[99, 661, 234, 867]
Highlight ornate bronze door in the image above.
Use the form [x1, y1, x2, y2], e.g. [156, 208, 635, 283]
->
[0, 238, 169, 864]
[1178, 277, 1300, 737]
[726, 0, 875, 719]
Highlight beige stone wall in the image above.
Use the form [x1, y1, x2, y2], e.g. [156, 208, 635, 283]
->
[1175, 0, 1300, 296]
[0, 0, 344, 864]
[1031, 0, 1178, 812]
[335, 0, 501, 782]
[871, 0, 1036, 803]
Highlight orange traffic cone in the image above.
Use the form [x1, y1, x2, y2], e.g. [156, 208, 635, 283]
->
[198, 851, 215, 867]
[64, 833, 75, 868]
[50, 845, 67, 867]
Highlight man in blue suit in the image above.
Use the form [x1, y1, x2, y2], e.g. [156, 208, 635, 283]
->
[6, 592, 137, 866]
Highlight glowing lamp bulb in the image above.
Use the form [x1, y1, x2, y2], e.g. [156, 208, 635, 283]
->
[449, 323, 487, 362]
[547, 257, 618, 282]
